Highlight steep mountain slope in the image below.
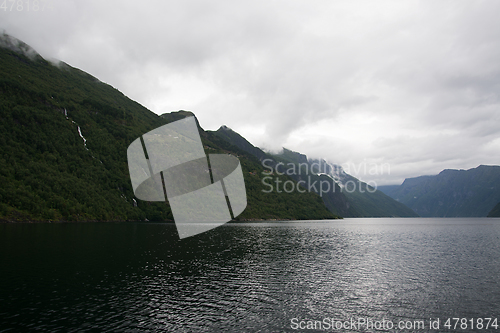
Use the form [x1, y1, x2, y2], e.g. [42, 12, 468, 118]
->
[378, 165, 500, 217]
[273, 149, 418, 217]
[270, 150, 355, 217]
[162, 112, 339, 220]
[0, 34, 169, 222]
[214, 125, 268, 161]
[488, 202, 500, 217]
[215, 126, 418, 217]
[214, 127, 352, 216]
[0, 34, 337, 222]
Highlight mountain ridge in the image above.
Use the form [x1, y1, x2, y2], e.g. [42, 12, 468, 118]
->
[378, 165, 500, 217]
[215, 126, 418, 217]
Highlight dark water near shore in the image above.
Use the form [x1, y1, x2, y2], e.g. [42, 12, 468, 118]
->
[1, 218, 500, 332]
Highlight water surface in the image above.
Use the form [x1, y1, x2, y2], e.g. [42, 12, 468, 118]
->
[1, 218, 500, 332]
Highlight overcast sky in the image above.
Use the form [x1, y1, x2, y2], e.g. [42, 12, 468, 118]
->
[2, 0, 500, 185]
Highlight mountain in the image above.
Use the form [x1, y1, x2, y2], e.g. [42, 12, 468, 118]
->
[0, 33, 338, 222]
[214, 125, 268, 161]
[273, 149, 419, 217]
[161, 113, 339, 220]
[378, 165, 500, 217]
[488, 202, 500, 217]
[215, 126, 418, 217]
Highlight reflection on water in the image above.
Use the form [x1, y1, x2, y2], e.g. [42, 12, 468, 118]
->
[1, 218, 500, 332]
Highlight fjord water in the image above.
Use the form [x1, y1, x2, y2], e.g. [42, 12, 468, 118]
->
[1, 218, 500, 332]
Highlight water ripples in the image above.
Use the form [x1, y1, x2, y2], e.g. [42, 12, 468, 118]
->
[1, 219, 500, 331]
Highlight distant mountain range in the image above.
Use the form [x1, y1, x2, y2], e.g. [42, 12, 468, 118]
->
[378, 165, 500, 217]
[214, 126, 418, 217]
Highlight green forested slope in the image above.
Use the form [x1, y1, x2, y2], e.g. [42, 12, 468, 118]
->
[0, 34, 337, 222]
[0, 36, 170, 221]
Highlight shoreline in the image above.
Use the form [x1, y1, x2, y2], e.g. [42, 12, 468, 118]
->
[0, 217, 343, 224]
